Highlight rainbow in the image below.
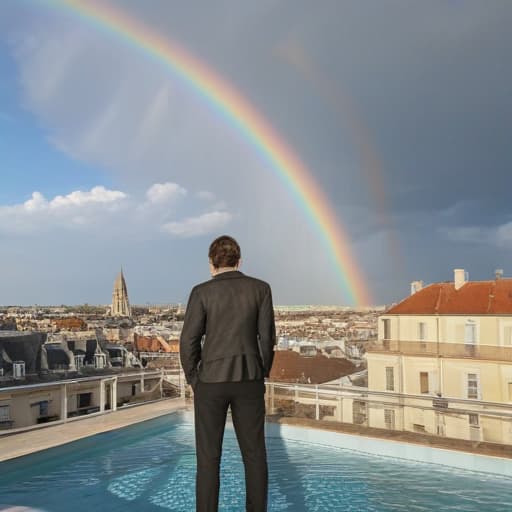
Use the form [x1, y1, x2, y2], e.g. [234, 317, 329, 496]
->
[39, 0, 371, 305]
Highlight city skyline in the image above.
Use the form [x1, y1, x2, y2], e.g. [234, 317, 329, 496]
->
[1, 1, 512, 306]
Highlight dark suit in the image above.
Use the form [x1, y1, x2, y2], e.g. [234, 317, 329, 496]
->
[180, 270, 276, 512]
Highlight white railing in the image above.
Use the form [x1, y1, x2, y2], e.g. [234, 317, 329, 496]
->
[263, 381, 512, 445]
[0, 368, 186, 434]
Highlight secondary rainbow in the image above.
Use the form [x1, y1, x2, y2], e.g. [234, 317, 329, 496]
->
[40, 0, 372, 305]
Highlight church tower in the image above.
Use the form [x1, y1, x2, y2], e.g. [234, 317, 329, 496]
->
[111, 268, 131, 317]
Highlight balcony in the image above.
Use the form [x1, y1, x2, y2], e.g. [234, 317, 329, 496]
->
[367, 339, 512, 362]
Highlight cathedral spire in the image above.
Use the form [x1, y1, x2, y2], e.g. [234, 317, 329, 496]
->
[111, 267, 131, 317]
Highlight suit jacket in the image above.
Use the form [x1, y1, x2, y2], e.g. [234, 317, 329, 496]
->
[179, 270, 276, 390]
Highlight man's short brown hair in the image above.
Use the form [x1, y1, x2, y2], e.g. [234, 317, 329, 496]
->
[208, 235, 241, 268]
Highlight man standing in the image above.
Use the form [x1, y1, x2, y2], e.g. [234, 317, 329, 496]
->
[180, 235, 276, 512]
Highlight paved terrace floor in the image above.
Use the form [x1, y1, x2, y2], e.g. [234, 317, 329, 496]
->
[0, 397, 188, 463]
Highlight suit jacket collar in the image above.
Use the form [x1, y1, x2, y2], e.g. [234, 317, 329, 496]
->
[212, 270, 244, 280]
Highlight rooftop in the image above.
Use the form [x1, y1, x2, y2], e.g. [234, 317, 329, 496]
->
[270, 351, 356, 383]
[387, 278, 512, 315]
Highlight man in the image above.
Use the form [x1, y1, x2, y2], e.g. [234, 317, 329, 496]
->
[180, 235, 276, 512]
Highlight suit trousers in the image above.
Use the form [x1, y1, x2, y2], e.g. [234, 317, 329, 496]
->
[193, 378, 268, 512]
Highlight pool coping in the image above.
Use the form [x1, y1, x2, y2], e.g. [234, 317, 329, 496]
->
[0, 397, 187, 463]
[263, 415, 512, 478]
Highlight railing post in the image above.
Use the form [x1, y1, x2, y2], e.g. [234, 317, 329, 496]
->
[112, 377, 118, 411]
[315, 385, 320, 420]
[60, 383, 68, 422]
[99, 379, 105, 413]
[270, 383, 275, 414]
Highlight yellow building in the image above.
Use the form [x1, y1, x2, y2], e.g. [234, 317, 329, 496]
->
[367, 269, 512, 443]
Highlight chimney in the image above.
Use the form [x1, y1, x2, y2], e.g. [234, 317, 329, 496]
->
[454, 269, 467, 290]
[410, 280, 424, 295]
[495, 269, 504, 280]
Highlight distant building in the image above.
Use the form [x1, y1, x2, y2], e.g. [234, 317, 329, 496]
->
[53, 317, 87, 331]
[111, 268, 131, 318]
[0, 331, 47, 379]
[134, 334, 179, 353]
[0, 370, 164, 430]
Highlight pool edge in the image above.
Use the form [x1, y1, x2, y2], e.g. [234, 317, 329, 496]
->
[0, 398, 189, 463]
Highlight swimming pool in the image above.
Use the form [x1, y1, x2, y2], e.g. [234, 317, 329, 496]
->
[0, 410, 511, 511]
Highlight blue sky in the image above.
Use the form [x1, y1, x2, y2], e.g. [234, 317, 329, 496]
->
[1, 1, 512, 306]
[0, 49, 111, 204]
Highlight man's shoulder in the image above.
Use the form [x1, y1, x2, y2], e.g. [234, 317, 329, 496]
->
[241, 274, 271, 289]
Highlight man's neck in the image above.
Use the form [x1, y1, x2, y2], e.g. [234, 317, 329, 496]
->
[213, 267, 238, 276]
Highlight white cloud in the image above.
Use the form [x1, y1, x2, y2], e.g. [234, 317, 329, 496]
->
[0, 184, 231, 239]
[0, 186, 128, 233]
[49, 186, 127, 209]
[162, 211, 232, 237]
[146, 182, 187, 204]
[23, 191, 47, 212]
[1, 186, 127, 214]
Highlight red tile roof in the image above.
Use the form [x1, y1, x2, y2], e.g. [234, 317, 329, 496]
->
[387, 279, 512, 315]
[269, 350, 356, 384]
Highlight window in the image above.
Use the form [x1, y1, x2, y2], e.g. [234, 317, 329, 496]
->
[353, 400, 368, 426]
[468, 413, 479, 426]
[467, 373, 479, 399]
[77, 392, 92, 409]
[0, 405, 10, 422]
[385, 367, 394, 391]
[420, 372, 429, 394]
[382, 319, 391, 340]
[39, 401, 49, 417]
[418, 322, 427, 341]
[384, 409, 395, 430]
[504, 326, 512, 346]
[413, 424, 426, 433]
[465, 321, 477, 345]
[75, 354, 85, 369]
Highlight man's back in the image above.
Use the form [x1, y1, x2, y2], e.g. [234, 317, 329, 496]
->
[180, 270, 276, 388]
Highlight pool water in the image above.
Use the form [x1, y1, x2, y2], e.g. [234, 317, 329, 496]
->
[0, 411, 511, 511]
